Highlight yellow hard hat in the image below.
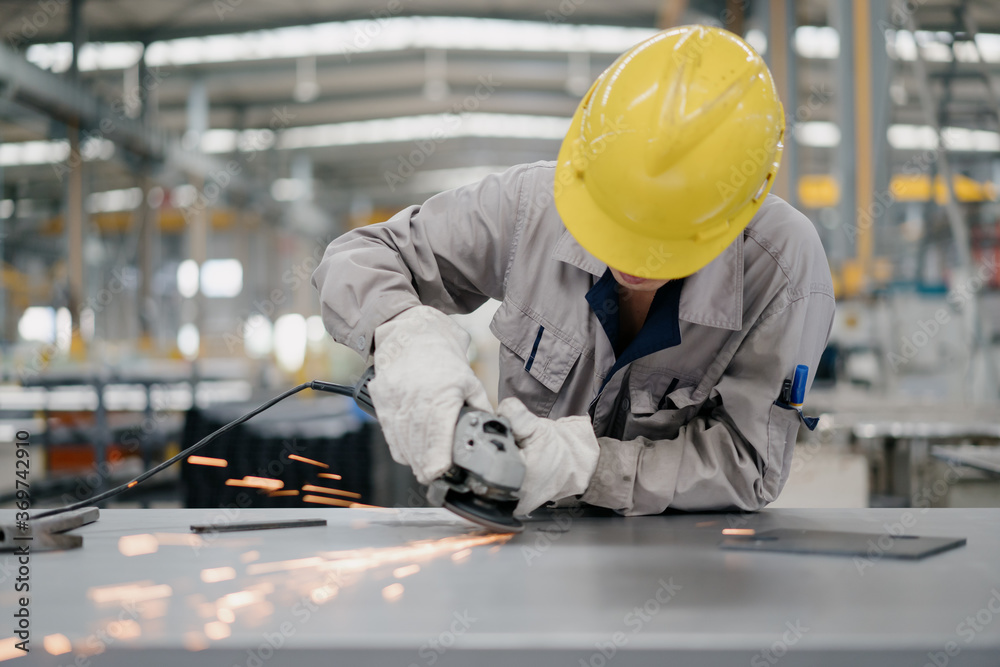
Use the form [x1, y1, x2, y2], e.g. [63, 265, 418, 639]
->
[554, 25, 785, 280]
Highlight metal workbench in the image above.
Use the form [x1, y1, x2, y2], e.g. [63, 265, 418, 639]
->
[2, 507, 999, 666]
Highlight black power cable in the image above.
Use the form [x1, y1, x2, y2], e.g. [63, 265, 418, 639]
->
[31, 380, 357, 520]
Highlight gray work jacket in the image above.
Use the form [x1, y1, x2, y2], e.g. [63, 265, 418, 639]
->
[312, 162, 835, 514]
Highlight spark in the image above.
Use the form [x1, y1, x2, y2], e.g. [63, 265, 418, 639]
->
[267, 490, 300, 497]
[118, 534, 158, 556]
[218, 608, 236, 623]
[240, 550, 260, 563]
[127, 481, 137, 488]
[225, 476, 283, 491]
[138, 599, 168, 619]
[722, 528, 756, 536]
[301, 484, 361, 499]
[310, 585, 338, 604]
[109, 620, 140, 639]
[318, 472, 342, 480]
[302, 494, 353, 507]
[382, 583, 404, 601]
[393, 564, 420, 579]
[204, 622, 230, 640]
[43, 634, 72, 656]
[182, 631, 208, 652]
[153, 533, 204, 547]
[451, 549, 472, 563]
[187, 455, 228, 467]
[695, 521, 718, 528]
[247, 557, 324, 575]
[218, 590, 263, 609]
[88, 583, 173, 605]
[0, 637, 25, 661]
[200, 567, 237, 583]
[288, 454, 329, 468]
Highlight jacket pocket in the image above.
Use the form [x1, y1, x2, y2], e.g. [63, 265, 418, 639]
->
[763, 402, 801, 501]
[627, 366, 700, 415]
[490, 300, 582, 416]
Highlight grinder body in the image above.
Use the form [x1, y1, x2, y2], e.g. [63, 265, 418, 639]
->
[353, 367, 526, 532]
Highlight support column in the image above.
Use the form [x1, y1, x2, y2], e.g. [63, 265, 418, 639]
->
[767, 0, 798, 207]
[186, 78, 210, 358]
[66, 125, 84, 326]
[853, 0, 875, 292]
[834, 1, 857, 259]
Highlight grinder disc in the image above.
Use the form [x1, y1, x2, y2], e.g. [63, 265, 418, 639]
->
[443, 490, 523, 533]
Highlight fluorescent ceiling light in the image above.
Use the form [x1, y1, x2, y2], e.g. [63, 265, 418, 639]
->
[273, 314, 308, 373]
[0, 138, 113, 167]
[888, 124, 1000, 152]
[20, 20, 1000, 73]
[271, 178, 309, 202]
[200, 259, 244, 298]
[277, 113, 568, 150]
[176, 259, 200, 298]
[177, 323, 200, 359]
[18, 307, 56, 343]
[885, 30, 1000, 63]
[25, 18, 657, 73]
[795, 26, 839, 59]
[744, 28, 767, 56]
[87, 187, 143, 213]
[244, 314, 273, 358]
[795, 121, 841, 147]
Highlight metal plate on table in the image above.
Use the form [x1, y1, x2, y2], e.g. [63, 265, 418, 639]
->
[719, 528, 966, 559]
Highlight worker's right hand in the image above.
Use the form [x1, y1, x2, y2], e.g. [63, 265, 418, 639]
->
[369, 305, 492, 485]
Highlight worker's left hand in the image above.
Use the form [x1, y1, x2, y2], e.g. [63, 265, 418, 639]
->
[497, 397, 600, 516]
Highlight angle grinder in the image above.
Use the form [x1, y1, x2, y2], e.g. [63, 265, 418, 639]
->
[34, 368, 527, 534]
[346, 366, 526, 533]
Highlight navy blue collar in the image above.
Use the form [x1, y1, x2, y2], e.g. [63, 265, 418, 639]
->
[586, 270, 683, 392]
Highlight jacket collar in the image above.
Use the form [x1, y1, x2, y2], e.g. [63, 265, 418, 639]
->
[551, 228, 744, 331]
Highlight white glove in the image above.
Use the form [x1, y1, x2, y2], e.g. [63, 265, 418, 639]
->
[497, 397, 600, 516]
[369, 306, 492, 485]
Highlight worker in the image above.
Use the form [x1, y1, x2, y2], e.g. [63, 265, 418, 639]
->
[312, 26, 835, 517]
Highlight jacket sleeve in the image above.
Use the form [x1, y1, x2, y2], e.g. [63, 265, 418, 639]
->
[311, 164, 530, 356]
[580, 288, 836, 514]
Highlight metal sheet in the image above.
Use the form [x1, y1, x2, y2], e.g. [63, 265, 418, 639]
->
[2, 507, 999, 666]
[719, 528, 966, 559]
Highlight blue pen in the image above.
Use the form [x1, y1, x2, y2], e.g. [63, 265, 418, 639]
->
[789, 364, 809, 409]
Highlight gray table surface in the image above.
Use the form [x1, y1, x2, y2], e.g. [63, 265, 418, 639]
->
[2, 507, 999, 666]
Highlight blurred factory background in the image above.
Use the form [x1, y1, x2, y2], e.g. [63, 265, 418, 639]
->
[1, 0, 999, 513]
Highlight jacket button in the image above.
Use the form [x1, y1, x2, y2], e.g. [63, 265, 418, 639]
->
[620, 398, 630, 412]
